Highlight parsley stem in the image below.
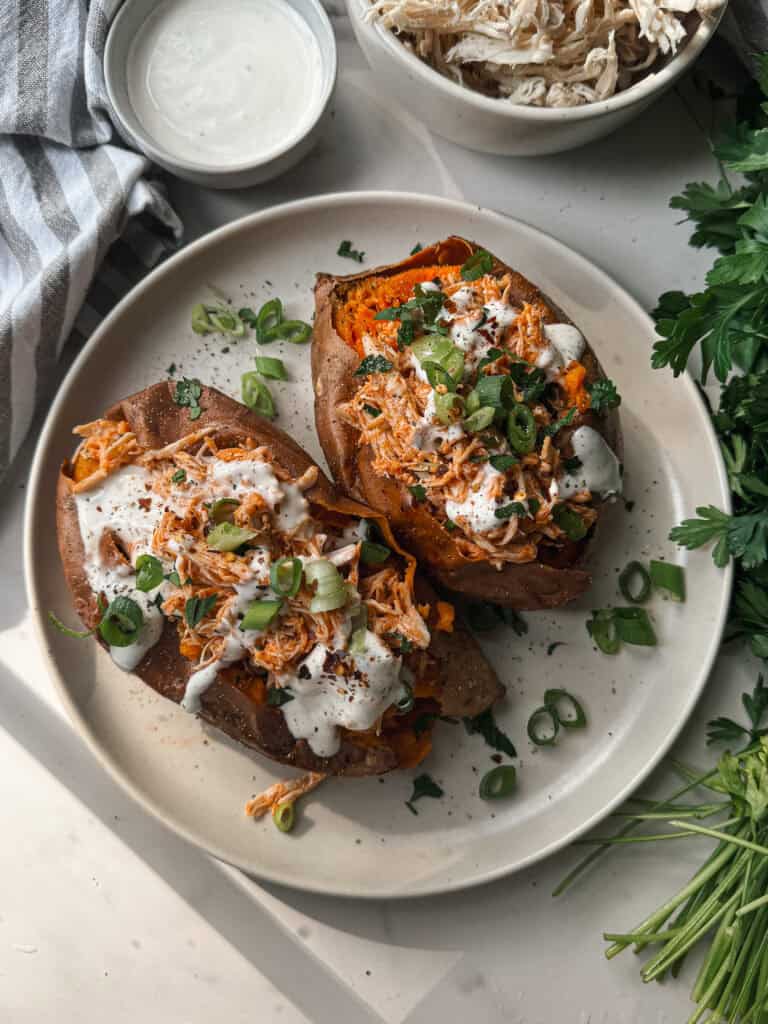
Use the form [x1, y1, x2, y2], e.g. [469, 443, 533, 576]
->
[667, 820, 768, 857]
[736, 891, 768, 917]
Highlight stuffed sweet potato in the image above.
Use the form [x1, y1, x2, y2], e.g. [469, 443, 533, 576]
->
[55, 381, 502, 778]
[313, 237, 622, 609]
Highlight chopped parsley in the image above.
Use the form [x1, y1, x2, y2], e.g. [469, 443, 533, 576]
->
[444, 518, 457, 531]
[166, 362, 177, 376]
[354, 355, 393, 377]
[165, 570, 181, 587]
[408, 483, 427, 502]
[337, 239, 365, 262]
[171, 468, 186, 484]
[489, 454, 518, 472]
[405, 773, 444, 815]
[386, 631, 414, 653]
[588, 378, 622, 412]
[463, 708, 517, 758]
[460, 249, 493, 282]
[363, 404, 381, 418]
[495, 501, 528, 520]
[267, 687, 295, 707]
[184, 594, 217, 629]
[410, 242, 423, 255]
[173, 377, 203, 421]
[544, 406, 577, 436]
[563, 455, 583, 473]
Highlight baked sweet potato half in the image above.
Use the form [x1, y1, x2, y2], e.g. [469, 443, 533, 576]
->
[55, 381, 502, 778]
[313, 237, 622, 609]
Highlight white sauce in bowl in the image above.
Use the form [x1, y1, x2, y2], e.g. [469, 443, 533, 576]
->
[126, 0, 324, 168]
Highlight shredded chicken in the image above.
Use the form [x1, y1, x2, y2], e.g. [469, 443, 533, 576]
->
[244, 771, 327, 818]
[366, 0, 723, 108]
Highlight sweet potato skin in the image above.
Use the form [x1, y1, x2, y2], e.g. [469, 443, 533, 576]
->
[56, 382, 502, 776]
[312, 237, 621, 610]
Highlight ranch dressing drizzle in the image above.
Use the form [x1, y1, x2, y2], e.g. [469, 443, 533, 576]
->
[74, 465, 168, 672]
[126, 0, 324, 168]
[444, 461, 507, 533]
[535, 323, 586, 381]
[277, 630, 403, 757]
[559, 426, 622, 497]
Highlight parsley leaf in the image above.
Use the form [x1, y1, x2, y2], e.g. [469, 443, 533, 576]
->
[184, 594, 218, 629]
[173, 377, 203, 420]
[463, 708, 517, 758]
[544, 406, 577, 436]
[405, 773, 444, 814]
[409, 483, 427, 502]
[495, 501, 528, 520]
[354, 355, 393, 376]
[587, 378, 621, 412]
[410, 242, 423, 255]
[489, 454, 518, 472]
[337, 239, 365, 262]
[707, 675, 768, 744]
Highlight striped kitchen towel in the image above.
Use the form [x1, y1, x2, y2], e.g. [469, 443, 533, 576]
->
[0, 0, 182, 483]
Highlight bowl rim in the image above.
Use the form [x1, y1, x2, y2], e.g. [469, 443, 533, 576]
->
[350, 0, 723, 122]
[104, 0, 338, 176]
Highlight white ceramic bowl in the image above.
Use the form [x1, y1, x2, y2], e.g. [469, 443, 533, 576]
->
[104, 0, 337, 188]
[347, 0, 723, 156]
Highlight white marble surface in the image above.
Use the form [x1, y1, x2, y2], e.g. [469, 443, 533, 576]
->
[2, 21, 759, 1023]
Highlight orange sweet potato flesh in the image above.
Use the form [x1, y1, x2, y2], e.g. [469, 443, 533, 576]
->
[312, 237, 621, 610]
[55, 382, 502, 777]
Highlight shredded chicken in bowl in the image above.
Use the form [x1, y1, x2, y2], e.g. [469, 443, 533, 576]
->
[366, 0, 723, 108]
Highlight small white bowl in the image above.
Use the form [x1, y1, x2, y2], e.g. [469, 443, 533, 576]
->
[347, 0, 723, 156]
[104, 0, 337, 188]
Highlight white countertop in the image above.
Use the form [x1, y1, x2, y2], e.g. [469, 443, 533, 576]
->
[2, 21, 757, 1023]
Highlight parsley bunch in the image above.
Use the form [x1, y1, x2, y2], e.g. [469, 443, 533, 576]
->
[655, 55, 768, 661]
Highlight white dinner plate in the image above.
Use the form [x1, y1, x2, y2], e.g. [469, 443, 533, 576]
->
[25, 192, 731, 898]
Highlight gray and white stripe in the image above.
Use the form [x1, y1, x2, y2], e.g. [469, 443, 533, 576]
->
[0, 0, 181, 481]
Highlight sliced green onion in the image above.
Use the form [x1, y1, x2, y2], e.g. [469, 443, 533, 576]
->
[465, 389, 481, 415]
[206, 522, 258, 552]
[544, 688, 587, 729]
[135, 554, 164, 593]
[460, 249, 493, 282]
[209, 497, 240, 524]
[240, 599, 282, 631]
[614, 607, 657, 646]
[241, 371, 276, 419]
[349, 626, 368, 655]
[411, 335, 464, 383]
[552, 504, 588, 542]
[464, 407, 496, 433]
[47, 611, 94, 639]
[254, 356, 288, 380]
[395, 682, 415, 713]
[273, 801, 295, 833]
[422, 361, 457, 392]
[479, 764, 517, 800]
[255, 298, 283, 342]
[99, 596, 143, 648]
[191, 303, 213, 335]
[650, 560, 686, 602]
[360, 541, 390, 565]
[527, 706, 560, 746]
[270, 557, 303, 598]
[434, 391, 465, 426]
[263, 319, 312, 345]
[619, 560, 652, 604]
[305, 559, 347, 613]
[506, 403, 537, 454]
[475, 374, 514, 411]
[587, 609, 621, 654]
[208, 307, 246, 338]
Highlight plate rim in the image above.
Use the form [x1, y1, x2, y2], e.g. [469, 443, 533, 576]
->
[23, 190, 733, 898]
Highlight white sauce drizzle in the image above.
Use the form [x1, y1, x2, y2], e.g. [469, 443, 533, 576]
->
[559, 426, 622, 497]
[277, 630, 403, 757]
[412, 390, 465, 451]
[445, 461, 507, 533]
[535, 323, 586, 381]
[126, 0, 324, 169]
